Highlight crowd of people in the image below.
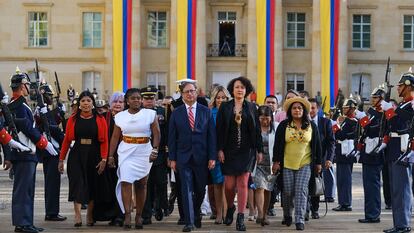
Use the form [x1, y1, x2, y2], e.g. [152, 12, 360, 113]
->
[1, 67, 414, 233]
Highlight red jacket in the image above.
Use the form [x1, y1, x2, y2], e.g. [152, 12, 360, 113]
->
[59, 114, 108, 160]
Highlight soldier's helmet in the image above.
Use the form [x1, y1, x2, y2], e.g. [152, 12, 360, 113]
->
[371, 84, 386, 98]
[10, 70, 31, 89]
[397, 68, 414, 87]
[39, 82, 54, 95]
[96, 99, 107, 108]
[343, 98, 357, 108]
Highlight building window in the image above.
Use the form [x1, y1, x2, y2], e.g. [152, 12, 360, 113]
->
[286, 12, 305, 48]
[403, 15, 414, 49]
[82, 71, 102, 98]
[286, 73, 305, 91]
[146, 72, 167, 97]
[351, 73, 371, 101]
[83, 12, 103, 48]
[218, 11, 236, 21]
[217, 11, 237, 56]
[147, 11, 167, 48]
[28, 12, 48, 47]
[352, 14, 371, 49]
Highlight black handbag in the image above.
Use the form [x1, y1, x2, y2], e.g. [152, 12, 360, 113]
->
[312, 175, 325, 197]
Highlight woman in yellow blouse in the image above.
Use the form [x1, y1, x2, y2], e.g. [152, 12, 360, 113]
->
[272, 97, 322, 231]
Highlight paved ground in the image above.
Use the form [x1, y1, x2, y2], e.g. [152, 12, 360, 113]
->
[0, 164, 408, 232]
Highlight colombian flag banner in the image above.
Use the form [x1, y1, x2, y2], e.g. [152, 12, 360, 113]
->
[256, 0, 275, 104]
[113, 0, 132, 92]
[320, 0, 340, 112]
[177, 0, 197, 81]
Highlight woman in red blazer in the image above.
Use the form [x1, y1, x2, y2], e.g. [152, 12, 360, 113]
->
[58, 91, 108, 227]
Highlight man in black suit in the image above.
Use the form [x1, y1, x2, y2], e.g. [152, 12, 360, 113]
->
[308, 98, 336, 218]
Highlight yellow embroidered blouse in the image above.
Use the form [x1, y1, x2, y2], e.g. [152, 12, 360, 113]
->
[284, 122, 312, 170]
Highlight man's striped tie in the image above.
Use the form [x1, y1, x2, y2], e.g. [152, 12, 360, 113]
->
[188, 106, 195, 131]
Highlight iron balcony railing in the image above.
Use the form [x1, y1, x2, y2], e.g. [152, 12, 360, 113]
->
[207, 43, 247, 57]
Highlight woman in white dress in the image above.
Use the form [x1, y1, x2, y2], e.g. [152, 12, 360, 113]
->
[108, 88, 160, 229]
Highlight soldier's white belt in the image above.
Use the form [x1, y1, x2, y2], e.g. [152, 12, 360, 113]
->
[389, 133, 409, 152]
[338, 139, 354, 156]
[365, 137, 379, 154]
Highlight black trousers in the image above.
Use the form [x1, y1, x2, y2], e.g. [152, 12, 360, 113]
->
[168, 170, 184, 219]
[382, 161, 391, 207]
[42, 156, 61, 216]
[142, 163, 168, 219]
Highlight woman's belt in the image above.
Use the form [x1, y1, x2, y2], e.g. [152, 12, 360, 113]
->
[123, 136, 150, 144]
[79, 138, 92, 145]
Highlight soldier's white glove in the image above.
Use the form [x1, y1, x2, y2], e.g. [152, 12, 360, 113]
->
[406, 150, 414, 159]
[45, 142, 58, 156]
[1, 95, 8, 104]
[355, 110, 366, 120]
[375, 143, 387, 153]
[8, 139, 31, 152]
[59, 104, 66, 113]
[380, 100, 393, 111]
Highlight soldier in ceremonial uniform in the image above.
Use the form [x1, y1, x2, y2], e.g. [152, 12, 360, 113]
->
[6, 70, 58, 233]
[332, 98, 358, 212]
[377, 71, 414, 233]
[141, 87, 169, 224]
[34, 83, 67, 222]
[356, 86, 386, 223]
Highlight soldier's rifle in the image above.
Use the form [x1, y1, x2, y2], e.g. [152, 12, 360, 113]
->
[33, 59, 52, 142]
[0, 84, 19, 140]
[54, 71, 67, 131]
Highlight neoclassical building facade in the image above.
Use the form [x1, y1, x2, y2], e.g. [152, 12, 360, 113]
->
[0, 0, 413, 101]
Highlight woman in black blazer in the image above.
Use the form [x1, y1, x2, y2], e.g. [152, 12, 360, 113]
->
[271, 97, 322, 231]
[216, 76, 263, 231]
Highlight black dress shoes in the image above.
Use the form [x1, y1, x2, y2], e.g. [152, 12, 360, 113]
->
[296, 223, 305, 231]
[324, 197, 335, 203]
[332, 205, 352, 211]
[385, 204, 392, 210]
[384, 227, 411, 233]
[15, 225, 43, 233]
[311, 211, 320, 219]
[45, 214, 67, 221]
[182, 225, 194, 232]
[358, 218, 380, 223]
[154, 209, 163, 221]
[282, 216, 293, 226]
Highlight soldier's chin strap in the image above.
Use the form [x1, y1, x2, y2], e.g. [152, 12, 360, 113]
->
[399, 85, 407, 98]
[373, 98, 382, 109]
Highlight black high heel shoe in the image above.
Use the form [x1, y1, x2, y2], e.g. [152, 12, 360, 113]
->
[74, 222, 82, 227]
[224, 205, 236, 226]
[236, 213, 246, 231]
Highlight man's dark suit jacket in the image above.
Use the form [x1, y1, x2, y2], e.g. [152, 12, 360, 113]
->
[168, 103, 217, 166]
[317, 116, 336, 162]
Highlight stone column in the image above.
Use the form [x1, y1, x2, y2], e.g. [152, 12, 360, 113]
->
[169, 0, 177, 95]
[311, 0, 321, 97]
[247, 0, 257, 87]
[274, 0, 283, 94]
[132, 0, 141, 87]
[338, 0, 348, 91]
[196, 0, 207, 91]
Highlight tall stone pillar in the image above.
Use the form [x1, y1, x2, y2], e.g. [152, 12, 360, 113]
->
[196, 0, 207, 91]
[274, 0, 283, 94]
[132, 0, 141, 87]
[247, 0, 257, 87]
[338, 0, 348, 91]
[311, 0, 321, 97]
[169, 0, 178, 95]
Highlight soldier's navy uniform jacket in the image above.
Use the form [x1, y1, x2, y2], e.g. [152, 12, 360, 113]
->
[333, 116, 358, 207]
[383, 97, 414, 229]
[143, 106, 169, 221]
[7, 95, 48, 227]
[358, 107, 384, 220]
[35, 106, 64, 217]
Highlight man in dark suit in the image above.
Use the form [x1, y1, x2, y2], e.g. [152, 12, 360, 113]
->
[168, 80, 217, 232]
[308, 98, 336, 218]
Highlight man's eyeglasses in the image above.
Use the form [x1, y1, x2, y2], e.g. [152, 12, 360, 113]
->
[182, 89, 197, 94]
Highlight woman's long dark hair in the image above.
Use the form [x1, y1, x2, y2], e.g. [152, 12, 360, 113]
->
[258, 105, 274, 133]
[124, 88, 141, 110]
[76, 90, 97, 119]
[286, 102, 310, 130]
